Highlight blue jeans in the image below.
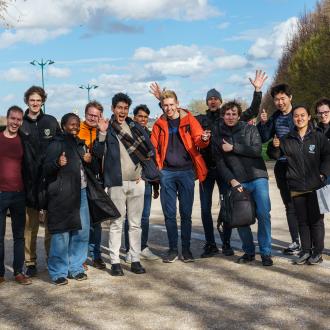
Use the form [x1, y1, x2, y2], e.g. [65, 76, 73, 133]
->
[0, 191, 26, 276]
[200, 168, 232, 245]
[89, 223, 102, 260]
[124, 182, 152, 251]
[160, 169, 195, 251]
[48, 189, 90, 281]
[237, 178, 272, 256]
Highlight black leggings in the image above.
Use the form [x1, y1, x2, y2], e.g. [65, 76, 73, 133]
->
[274, 161, 300, 244]
[292, 192, 325, 254]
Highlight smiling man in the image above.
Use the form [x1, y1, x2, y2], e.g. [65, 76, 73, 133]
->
[77, 100, 106, 270]
[0, 106, 33, 285]
[213, 101, 272, 266]
[151, 90, 210, 263]
[257, 84, 300, 256]
[93, 93, 156, 276]
[20, 86, 61, 277]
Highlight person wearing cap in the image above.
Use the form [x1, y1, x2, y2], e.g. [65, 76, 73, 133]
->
[195, 70, 267, 258]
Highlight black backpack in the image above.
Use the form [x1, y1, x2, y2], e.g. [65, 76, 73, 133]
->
[217, 187, 256, 230]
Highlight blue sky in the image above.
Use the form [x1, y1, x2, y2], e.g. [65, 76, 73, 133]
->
[0, 0, 318, 118]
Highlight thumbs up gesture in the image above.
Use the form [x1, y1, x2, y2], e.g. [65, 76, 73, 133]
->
[58, 151, 67, 167]
[260, 109, 268, 124]
[83, 150, 92, 163]
[273, 134, 280, 148]
[222, 138, 233, 152]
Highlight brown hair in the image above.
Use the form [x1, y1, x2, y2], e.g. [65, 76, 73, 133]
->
[24, 86, 47, 104]
[85, 100, 104, 114]
[221, 100, 243, 116]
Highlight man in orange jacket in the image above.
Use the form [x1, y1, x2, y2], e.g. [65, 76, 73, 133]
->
[151, 90, 210, 263]
[78, 100, 106, 270]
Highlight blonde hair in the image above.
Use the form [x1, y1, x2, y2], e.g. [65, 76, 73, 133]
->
[160, 90, 178, 103]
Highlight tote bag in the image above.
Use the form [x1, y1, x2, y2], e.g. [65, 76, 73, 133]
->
[316, 185, 330, 214]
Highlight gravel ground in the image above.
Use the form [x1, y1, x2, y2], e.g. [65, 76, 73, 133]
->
[1, 162, 330, 330]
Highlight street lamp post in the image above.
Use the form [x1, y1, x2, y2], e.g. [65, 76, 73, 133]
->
[30, 59, 55, 113]
[79, 84, 98, 102]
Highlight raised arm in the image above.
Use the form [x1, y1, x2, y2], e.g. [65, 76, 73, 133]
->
[240, 70, 267, 122]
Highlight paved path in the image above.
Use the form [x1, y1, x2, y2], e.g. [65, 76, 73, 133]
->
[1, 162, 330, 329]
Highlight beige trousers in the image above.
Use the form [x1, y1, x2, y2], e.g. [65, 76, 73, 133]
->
[108, 180, 145, 264]
[24, 207, 51, 266]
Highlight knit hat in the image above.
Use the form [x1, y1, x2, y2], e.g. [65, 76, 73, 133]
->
[206, 88, 222, 104]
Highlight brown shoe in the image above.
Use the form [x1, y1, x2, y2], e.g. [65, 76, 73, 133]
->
[0, 276, 5, 284]
[92, 258, 106, 269]
[83, 262, 88, 271]
[14, 273, 32, 285]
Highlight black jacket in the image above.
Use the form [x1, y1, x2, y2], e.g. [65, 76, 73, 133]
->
[316, 122, 330, 141]
[212, 121, 268, 184]
[196, 91, 262, 169]
[21, 110, 61, 208]
[43, 134, 86, 234]
[275, 129, 330, 192]
[93, 117, 155, 188]
[0, 126, 37, 204]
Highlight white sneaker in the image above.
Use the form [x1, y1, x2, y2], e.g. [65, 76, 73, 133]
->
[140, 247, 160, 260]
[125, 251, 132, 264]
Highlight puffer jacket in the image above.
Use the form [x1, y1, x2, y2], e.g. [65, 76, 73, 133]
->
[151, 109, 209, 182]
[212, 120, 268, 184]
[43, 133, 85, 234]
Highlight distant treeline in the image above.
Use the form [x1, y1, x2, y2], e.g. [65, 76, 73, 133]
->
[262, 0, 330, 116]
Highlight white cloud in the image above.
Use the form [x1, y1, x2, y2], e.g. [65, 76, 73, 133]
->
[1, 68, 28, 82]
[133, 44, 250, 76]
[248, 17, 299, 59]
[2, 94, 16, 102]
[0, 28, 69, 49]
[225, 74, 248, 85]
[217, 22, 230, 30]
[213, 55, 249, 70]
[48, 66, 71, 78]
[4, 0, 220, 29]
[133, 44, 211, 77]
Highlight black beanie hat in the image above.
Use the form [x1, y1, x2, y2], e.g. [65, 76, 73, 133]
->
[206, 88, 222, 104]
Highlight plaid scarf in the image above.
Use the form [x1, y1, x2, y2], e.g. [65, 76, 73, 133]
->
[111, 118, 153, 165]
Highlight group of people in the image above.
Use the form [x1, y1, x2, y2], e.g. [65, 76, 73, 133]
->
[1, 70, 329, 286]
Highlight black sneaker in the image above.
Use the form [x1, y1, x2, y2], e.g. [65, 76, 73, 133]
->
[163, 249, 178, 263]
[69, 273, 87, 281]
[26, 265, 37, 277]
[54, 277, 68, 286]
[283, 242, 300, 255]
[222, 244, 234, 256]
[294, 252, 311, 265]
[307, 253, 323, 265]
[131, 262, 146, 274]
[261, 255, 273, 266]
[182, 249, 194, 263]
[111, 263, 124, 276]
[237, 253, 255, 264]
[200, 243, 219, 258]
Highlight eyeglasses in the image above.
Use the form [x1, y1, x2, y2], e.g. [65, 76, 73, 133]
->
[317, 111, 330, 117]
[86, 113, 100, 118]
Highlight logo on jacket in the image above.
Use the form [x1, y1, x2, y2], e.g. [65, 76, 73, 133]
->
[44, 129, 51, 137]
[309, 144, 315, 153]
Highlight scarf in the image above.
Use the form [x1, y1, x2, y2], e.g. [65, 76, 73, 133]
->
[111, 119, 153, 165]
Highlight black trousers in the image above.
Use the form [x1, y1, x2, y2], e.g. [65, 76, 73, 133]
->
[274, 161, 300, 244]
[292, 192, 324, 254]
